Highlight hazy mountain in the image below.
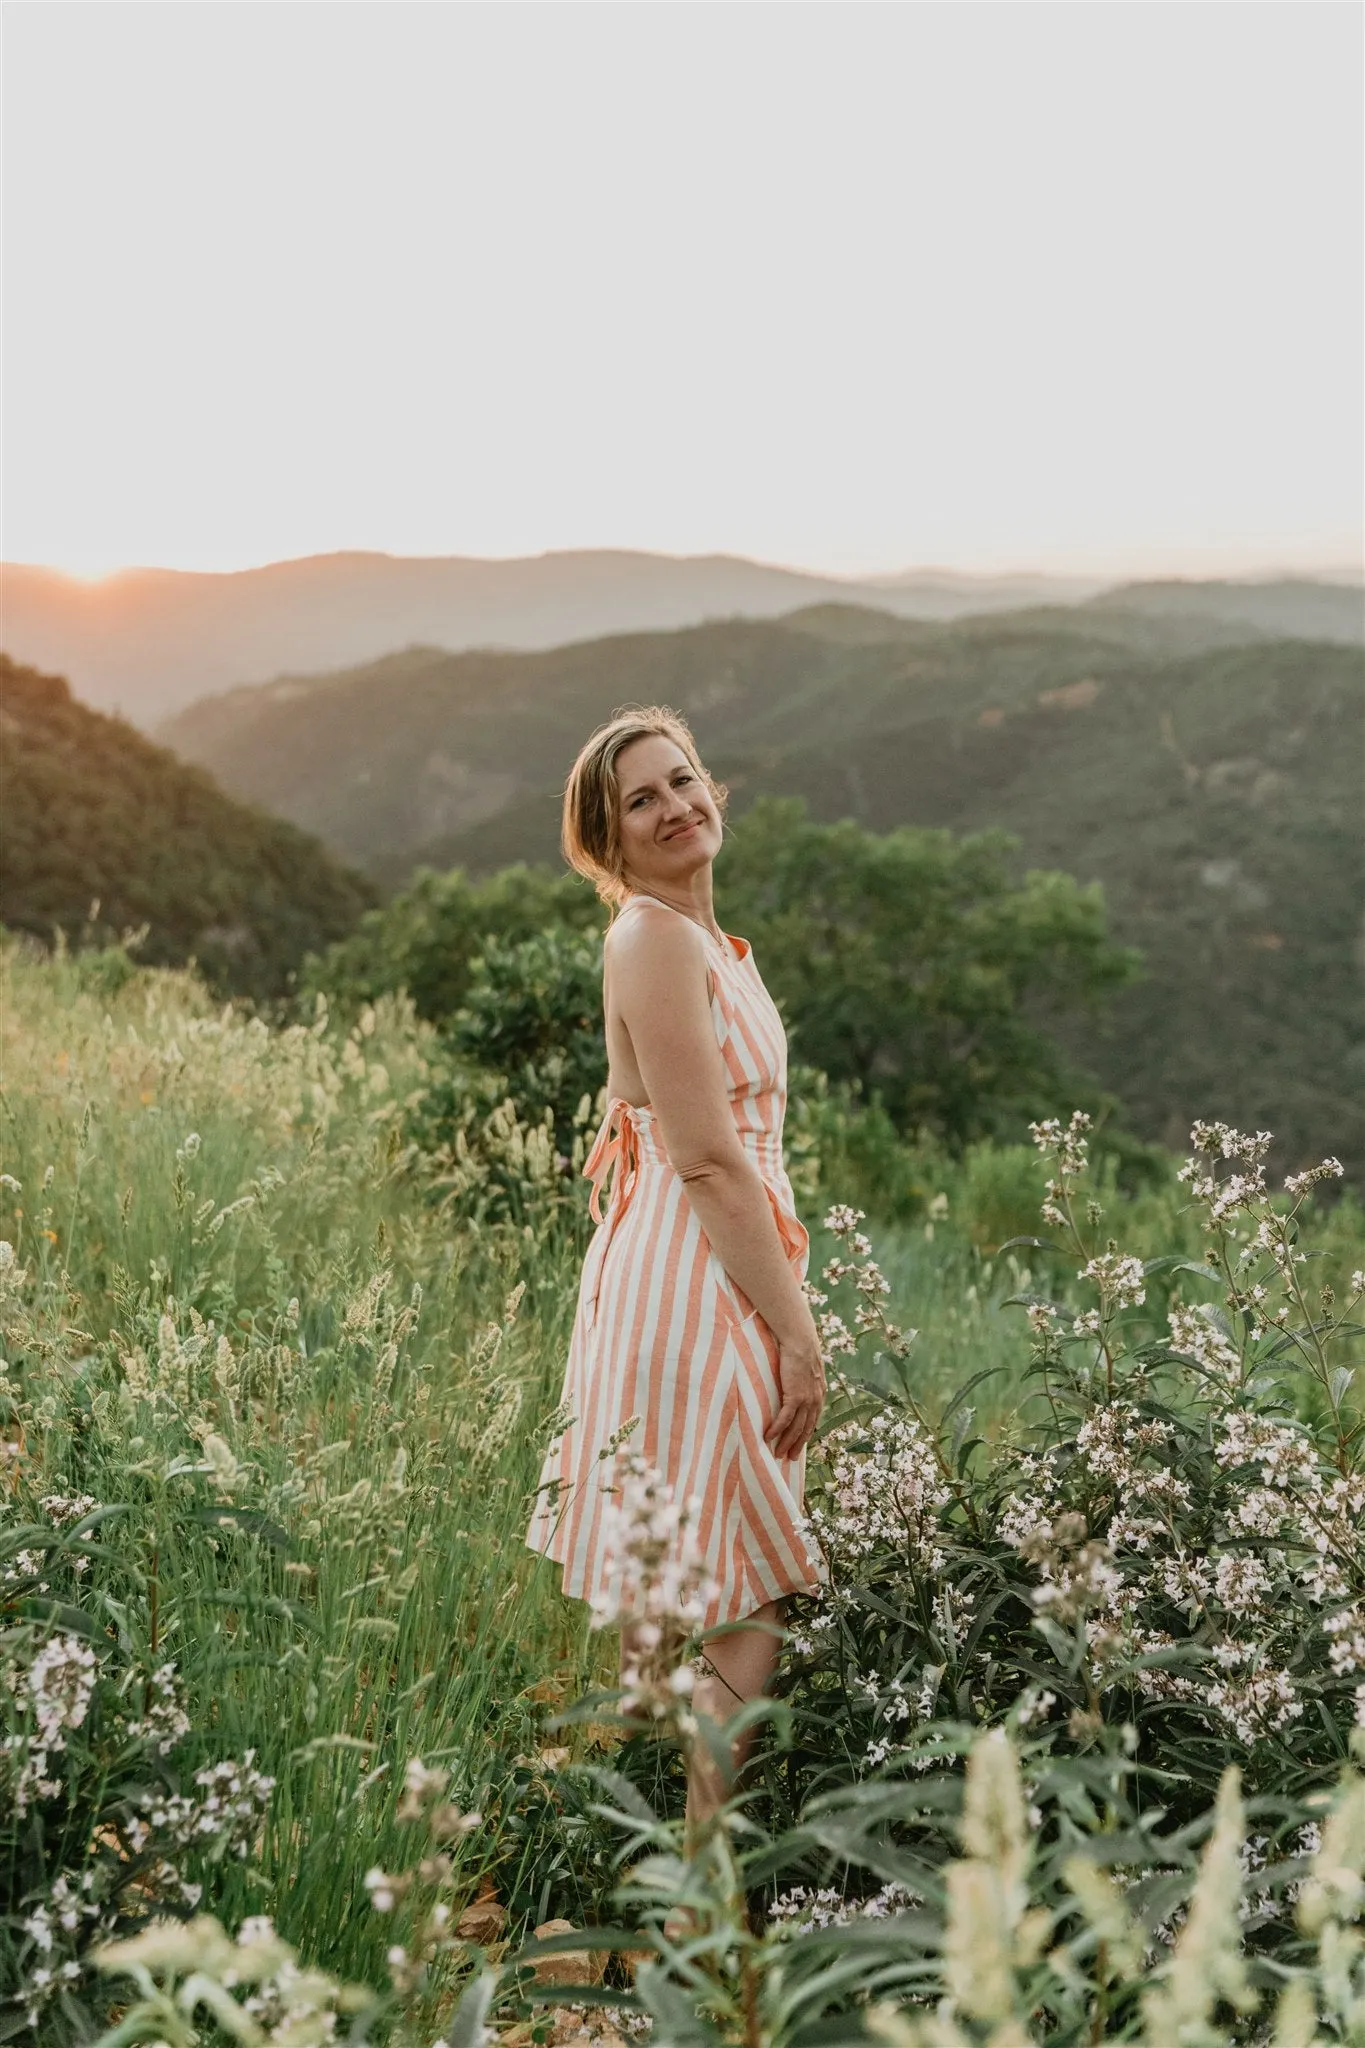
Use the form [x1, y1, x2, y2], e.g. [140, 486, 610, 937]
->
[157, 602, 1364, 1175]
[0, 655, 373, 1000]
[0, 550, 1117, 726]
[1088, 577, 1364, 646]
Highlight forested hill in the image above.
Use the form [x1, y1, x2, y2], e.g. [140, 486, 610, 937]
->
[159, 603, 1365, 1174]
[0, 655, 374, 999]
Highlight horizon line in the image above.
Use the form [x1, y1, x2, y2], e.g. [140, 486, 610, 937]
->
[5, 542, 1364, 588]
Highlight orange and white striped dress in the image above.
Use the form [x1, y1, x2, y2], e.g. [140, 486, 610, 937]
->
[524, 892, 823, 1630]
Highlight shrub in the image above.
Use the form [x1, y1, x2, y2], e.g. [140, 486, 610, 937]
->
[465, 1109, 1365, 2043]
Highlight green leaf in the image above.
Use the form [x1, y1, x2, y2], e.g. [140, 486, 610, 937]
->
[13, 1597, 109, 1641]
[563, 1763, 664, 1829]
[443, 1969, 497, 2048]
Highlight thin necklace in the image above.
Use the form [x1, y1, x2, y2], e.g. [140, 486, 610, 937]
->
[628, 889, 725, 947]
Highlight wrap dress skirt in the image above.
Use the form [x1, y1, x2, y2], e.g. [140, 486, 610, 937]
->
[524, 894, 823, 1630]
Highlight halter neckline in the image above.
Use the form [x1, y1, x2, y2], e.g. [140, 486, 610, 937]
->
[620, 891, 750, 961]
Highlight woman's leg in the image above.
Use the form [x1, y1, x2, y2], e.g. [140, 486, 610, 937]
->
[685, 1597, 786, 1843]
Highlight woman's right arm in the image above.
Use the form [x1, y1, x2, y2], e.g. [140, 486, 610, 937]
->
[608, 910, 825, 1459]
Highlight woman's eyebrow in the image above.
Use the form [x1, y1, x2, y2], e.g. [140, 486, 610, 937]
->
[622, 769, 688, 802]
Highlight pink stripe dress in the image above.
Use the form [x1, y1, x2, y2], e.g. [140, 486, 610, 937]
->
[524, 892, 823, 1630]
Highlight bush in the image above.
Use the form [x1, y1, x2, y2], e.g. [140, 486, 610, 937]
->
[301, 863, 605, 1028]
[362, 1109, 1365, 2046]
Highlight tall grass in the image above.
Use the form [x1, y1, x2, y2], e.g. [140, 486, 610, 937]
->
[3, 940, 1362, 2030]
[0, 945, 616, 2010]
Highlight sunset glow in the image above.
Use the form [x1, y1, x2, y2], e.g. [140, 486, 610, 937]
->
[4, 4, 1361, 583]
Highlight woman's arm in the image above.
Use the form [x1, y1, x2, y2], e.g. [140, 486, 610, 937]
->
[608, 907, 825, 1457]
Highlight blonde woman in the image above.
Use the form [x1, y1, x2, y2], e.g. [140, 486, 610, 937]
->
[525, 706, 826, 1831]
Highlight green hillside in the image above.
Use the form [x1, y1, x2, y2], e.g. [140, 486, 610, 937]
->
[0, 654, 374, 999]
[158, 604, 1365, 1177]
[159, 602, 1271, 882]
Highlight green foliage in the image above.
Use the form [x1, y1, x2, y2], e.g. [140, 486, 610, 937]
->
[450, 1120, 1365, 2045]
[301, 862, 605, 1027]
[160, 609, 1365, 1181]
[306, 802, 1144, 1166]
[0, 944, 618, 2037]
[0, 656, 374, 1002]
[5, 943, 1363, 2043]
[718, 796, 1141, 1148]
[444, 926, 607, 1158]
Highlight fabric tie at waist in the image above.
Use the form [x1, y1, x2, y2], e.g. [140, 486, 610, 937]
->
[583, 1094, 646, 1226]
[582, 1095, 809, 1320]
[582, 1096, 646, 1323]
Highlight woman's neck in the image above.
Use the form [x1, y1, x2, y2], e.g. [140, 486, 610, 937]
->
[624, 873, 722, 941]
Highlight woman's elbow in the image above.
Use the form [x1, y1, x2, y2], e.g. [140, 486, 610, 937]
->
[674, 1149, 746, 1189]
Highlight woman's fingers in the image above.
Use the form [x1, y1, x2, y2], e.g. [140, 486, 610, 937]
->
[765, 1394, 822, 1459]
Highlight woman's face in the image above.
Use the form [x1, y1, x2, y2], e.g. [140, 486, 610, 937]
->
[613, 734, 723, 892]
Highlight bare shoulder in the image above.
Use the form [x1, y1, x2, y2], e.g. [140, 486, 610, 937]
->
[605, 902, 709, 1002]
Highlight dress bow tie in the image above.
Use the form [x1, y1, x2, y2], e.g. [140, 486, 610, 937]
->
[583, 1095, 643, 1225]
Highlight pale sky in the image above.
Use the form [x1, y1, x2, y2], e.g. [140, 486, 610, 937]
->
[3, 1, 1362, 581]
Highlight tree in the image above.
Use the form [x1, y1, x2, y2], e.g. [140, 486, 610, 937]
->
[301, 862, 605, 1024]
[717, 797, 1142, 1147]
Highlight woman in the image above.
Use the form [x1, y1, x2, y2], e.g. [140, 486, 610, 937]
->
[525, 705, 827, 1829]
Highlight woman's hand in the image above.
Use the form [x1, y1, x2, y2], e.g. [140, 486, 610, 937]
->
[765, 1323, 827, 1461]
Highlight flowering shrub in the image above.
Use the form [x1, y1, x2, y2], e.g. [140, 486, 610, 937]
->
[751, 1112, 1364, 2018]
[454, 1112, 1365, 2042]
[0, 1599, 274, 2036]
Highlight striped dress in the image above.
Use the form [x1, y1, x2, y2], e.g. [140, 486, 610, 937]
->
[524, 891, 823, 1630]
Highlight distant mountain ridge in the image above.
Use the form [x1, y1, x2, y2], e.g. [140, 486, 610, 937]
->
[0, 549, 1117, 725]
[5, 547, 1358, 729]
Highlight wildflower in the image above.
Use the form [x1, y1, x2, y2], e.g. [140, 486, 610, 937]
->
[1080, 1250, 1146, 1309]
[816, 1310, 857, 1357]
[38, 1493, 98, 1528]
[1029, 1111, 1092, 1178]
[805, 1413, 951, 1573]
[397, 1756, 451, 1822]
[127, 1662, 192, 1756]
[768, 1882, 920, 1932]
[1283, 1157, 1344, 1197]
[1206, 1664, 1303, 1745]
[20, 1632, 97, 1752]
[823, 1205, 866, 1236]
[1325, 1606, 1365, 1678]
[139, 1751, 275, 1860]
[589, 1453, 719, 1722]
[1168, 1302, 1241, 1384]
[1214, 1553, 1273, 1617]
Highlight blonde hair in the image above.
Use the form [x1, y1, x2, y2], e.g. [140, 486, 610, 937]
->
[562, 704, 728, 910]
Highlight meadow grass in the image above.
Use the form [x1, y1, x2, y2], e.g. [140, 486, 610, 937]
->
[3, 940, 1362, 2019]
